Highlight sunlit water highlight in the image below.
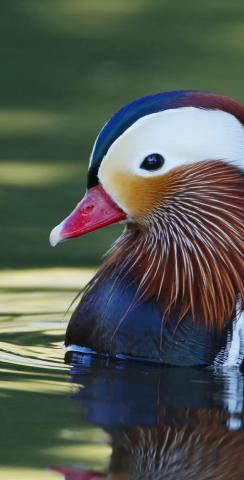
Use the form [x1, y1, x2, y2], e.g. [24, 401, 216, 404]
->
[1, 270, 244, 479]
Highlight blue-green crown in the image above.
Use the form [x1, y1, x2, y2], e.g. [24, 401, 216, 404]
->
[87, 89, 242, 187]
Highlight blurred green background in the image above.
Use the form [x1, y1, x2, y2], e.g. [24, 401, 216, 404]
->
[1, 0, 244, 269]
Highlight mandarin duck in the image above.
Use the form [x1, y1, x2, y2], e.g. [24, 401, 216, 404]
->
[50, 90, 244, 367]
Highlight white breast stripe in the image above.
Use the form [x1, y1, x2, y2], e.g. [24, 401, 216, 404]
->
[213, 300, 244, 368]
[223, 303, 244, 367]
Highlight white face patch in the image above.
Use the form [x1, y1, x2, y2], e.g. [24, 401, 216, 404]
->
[98, 107, 244, 183]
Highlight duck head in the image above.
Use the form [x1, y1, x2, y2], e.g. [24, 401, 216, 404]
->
[50, 90, 244, 358]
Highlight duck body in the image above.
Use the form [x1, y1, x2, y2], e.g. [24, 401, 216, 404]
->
[65, 273, 232, 367]
[50, 90, 244, 367]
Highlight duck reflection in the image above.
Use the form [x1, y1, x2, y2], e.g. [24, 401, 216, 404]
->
[65, 354, 244, 479]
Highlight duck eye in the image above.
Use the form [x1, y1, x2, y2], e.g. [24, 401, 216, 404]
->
[140, 153, 165, 171]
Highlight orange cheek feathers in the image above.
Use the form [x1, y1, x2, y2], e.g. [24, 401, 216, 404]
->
[100, 168, 176, 220]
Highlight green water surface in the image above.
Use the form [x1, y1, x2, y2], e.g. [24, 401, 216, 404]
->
[0, 269, 109, 479]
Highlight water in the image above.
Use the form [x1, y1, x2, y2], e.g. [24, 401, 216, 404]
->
[1, 274, 244, 479]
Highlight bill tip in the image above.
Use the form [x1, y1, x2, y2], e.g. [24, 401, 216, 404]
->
[49, 223, 63, 247]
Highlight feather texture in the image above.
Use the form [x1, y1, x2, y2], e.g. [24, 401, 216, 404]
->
[84, 160, 244, 332]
